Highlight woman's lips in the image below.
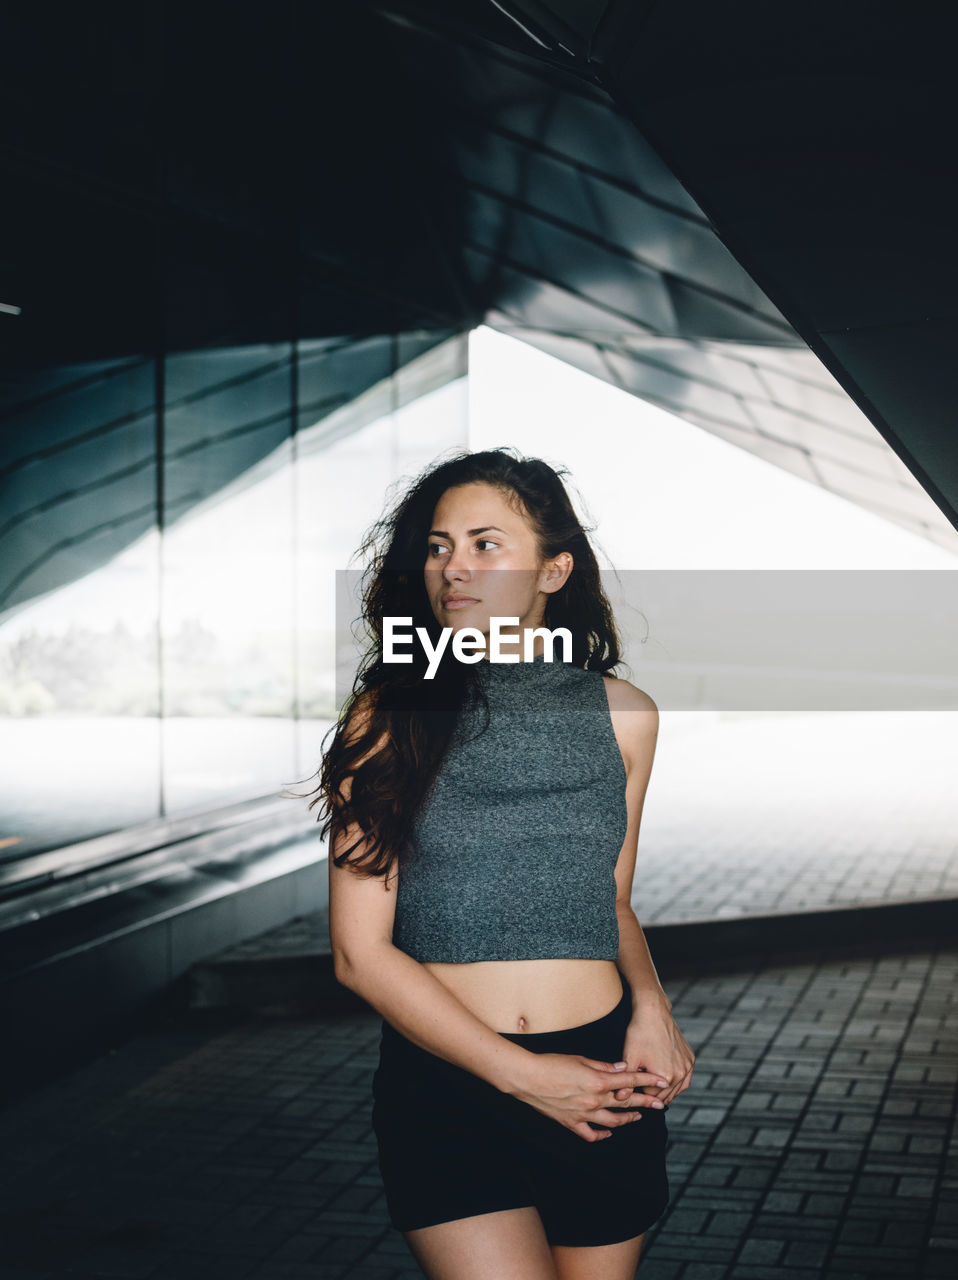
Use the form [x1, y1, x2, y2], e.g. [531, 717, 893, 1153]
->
[443, 597, 478, 609]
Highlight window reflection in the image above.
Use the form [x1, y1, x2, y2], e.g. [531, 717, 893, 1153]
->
[0, 333, 468, 860]
[0, 529, 161, 856]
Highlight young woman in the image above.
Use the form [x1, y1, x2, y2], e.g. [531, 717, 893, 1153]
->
[315, 448, 694, 1280]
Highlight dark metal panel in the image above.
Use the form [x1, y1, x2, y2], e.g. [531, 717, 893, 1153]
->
[580, 173, 777, 310]
[822, 322, 958, 514]
[0, 361, 157, 613]
[665, 280, 794, 346]
[469, 250, 657, 338]
[467, 190, 679, 331]
[453, 128, 606, 238]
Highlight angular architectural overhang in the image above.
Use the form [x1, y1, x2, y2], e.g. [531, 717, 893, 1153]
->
[380, 0, 958, 551]
[2, 0, 956, 620]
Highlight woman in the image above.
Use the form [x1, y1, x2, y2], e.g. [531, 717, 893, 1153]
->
[315, 448, 694, 1279]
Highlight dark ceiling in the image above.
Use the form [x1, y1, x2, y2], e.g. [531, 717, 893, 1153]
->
[1, 0, 956, 609]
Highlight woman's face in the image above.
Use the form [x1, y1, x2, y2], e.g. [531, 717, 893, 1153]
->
[423, 481, 572, 657]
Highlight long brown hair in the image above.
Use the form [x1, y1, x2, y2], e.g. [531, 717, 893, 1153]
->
[306, 447, 624, 879]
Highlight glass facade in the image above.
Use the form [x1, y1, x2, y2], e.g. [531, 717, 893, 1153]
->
[0, 333, 468, 859]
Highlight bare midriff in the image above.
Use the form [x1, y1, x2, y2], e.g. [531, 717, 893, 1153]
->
[421, 956, 625, 1034]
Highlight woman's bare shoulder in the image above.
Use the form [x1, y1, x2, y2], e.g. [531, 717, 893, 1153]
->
[600, 672, 658, 777]
[600, 670, 659, 718]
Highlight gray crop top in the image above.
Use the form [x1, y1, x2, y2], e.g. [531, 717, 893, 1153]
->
[391, 652, 629, 963]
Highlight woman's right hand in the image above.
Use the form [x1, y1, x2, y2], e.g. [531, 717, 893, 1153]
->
[510, 1052, 669, 1142]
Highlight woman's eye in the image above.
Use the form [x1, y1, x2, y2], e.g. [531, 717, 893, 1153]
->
[427, 540, 497, 556]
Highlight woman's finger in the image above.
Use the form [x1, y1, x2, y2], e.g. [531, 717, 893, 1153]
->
[590, 1065, 670, 1089]
[581, 1058, 669, 1082]
[612, 1092, 666, 1111]
[572, 1121, 612, 1142]
[663, 1066, 693, 1105]
[594, 1105, 649, 1126]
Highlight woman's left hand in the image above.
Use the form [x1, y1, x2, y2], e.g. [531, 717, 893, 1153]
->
[609, 999, 695, 1107]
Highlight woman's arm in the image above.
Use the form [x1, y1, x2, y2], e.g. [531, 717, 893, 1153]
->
[327, 692, 528, 1091]
[331, 868, 529, 1095]
[616, 901, 671, 1015]
[605, 677, 696, 1104]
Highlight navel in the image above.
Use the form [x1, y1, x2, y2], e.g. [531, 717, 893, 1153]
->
[517, 1014, 527, 1031]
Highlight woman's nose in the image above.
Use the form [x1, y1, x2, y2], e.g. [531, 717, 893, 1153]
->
[442, 554, 471, 578]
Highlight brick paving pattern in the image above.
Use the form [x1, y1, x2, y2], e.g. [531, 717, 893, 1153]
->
[0, 940, 954, 1280]
[640, 711, 958, 923]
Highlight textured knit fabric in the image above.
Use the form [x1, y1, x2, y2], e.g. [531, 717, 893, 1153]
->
[392, 651, 629, 963]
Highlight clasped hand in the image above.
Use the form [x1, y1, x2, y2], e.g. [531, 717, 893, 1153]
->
[511, 1054, 669, 1143]
[511, 1004, 694, 1143]
[614, 1003, 695, 1109]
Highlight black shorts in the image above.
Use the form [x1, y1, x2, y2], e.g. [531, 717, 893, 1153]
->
[370, 969, 670, 1247]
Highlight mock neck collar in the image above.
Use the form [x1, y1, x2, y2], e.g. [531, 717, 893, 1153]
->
[475, 650, 572, 683]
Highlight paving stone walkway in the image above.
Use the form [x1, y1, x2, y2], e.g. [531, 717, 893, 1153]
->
[634, 710, 958, 924]
[1, 939, 954, 1280]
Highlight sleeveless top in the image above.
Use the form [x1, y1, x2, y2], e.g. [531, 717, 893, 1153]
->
[391, 651, 629, 963]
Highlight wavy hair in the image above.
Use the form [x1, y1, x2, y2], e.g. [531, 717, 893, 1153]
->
[305, 446, 624, 879]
